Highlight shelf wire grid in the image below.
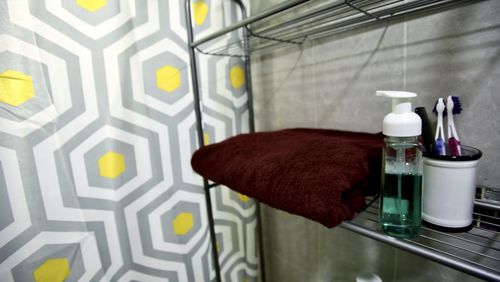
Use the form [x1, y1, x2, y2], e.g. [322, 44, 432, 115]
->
[341, 189, 500, 282]
[192, 0, 480, 57]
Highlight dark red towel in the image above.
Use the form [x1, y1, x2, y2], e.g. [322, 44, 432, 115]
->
[191, 128, 384, 228]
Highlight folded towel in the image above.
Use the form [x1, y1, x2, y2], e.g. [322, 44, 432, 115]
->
[191, 128, 384, 228]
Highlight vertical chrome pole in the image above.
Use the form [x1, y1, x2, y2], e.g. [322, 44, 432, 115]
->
[184, 1, 222, 281]
[232, 1, 265, 281]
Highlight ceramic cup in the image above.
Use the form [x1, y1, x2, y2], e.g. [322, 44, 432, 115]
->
[422, 145, 482, 230]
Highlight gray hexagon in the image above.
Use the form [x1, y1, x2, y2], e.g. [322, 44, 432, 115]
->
[225, 58, 247, 97]
[236, 269, 256, 282]
[62, 0, 121, 26]
[12, 243, 85, 282]
[83, 139, 137, 189]
[160, 201, 202, 245]
[216, 232, 225, 258]
[0, 51, 53, 122]
[202, 123, 216, 145]
[189, 122, 215, 150]
[0, 163, 14, 230]
[229, 191, 254, 210]
[192, 0, 212, 35]
[142, 52, 189, 105]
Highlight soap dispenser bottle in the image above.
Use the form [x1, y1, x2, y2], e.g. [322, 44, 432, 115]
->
[377, 90, 423, 238]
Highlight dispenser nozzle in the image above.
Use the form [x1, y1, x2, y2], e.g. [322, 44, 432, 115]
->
[377, 90, 421, 137]
[377, 91, 417, 114]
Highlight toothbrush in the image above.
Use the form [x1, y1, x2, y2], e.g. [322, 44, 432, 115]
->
[446, 95, 462, 156]
[434, 98, 446, 156]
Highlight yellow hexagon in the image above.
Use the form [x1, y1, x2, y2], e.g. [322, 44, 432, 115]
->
[192, 1, 209, 26]
[156, 65, 181, 93]
[230, 65, 245, 89]
[0, 70, 35, 106]
[98, 151, 126, 179]
[203, 133, 210, 145]
[237, 193, 249, 202]
[173, 212, 194, 236]
[76, 0, 107, 12]
[33, 258, 70, 282]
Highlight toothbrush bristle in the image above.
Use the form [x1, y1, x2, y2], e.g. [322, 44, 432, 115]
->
[433, 98, 447, 117]
[451, 96, 462, 115]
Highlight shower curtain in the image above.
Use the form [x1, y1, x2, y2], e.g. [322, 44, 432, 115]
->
[0, 0, 257, 281]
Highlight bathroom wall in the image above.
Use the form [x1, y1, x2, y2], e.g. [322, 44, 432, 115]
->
[250, 1, 500, 281]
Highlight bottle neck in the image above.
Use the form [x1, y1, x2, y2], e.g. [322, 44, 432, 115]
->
[385, 136, 419, 143]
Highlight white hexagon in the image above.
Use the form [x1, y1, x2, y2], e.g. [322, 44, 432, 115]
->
[215, 225, 233, 263]
[191, 231, 212, 282]
[34, 131, 128, 279]
[0, 147, 31, 248]
[167, 0, 187, 42]
[245, 217, 258, 266]
[195, 54, 244, 129]
[178, 111, 227, 186]
[123, 184, 188, 279]
[119, 270, 166, 281]
[222, 186, 255, 218]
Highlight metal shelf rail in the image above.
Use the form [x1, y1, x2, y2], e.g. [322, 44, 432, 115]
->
[185, 1, 493, 282]
[341, 187, 500, 281]
[185, 0, 263, 281]
[190, 0, 481, 57]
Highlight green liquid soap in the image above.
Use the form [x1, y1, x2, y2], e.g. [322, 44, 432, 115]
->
[380, 173, 422, 238]
[377, 91, 423, 239]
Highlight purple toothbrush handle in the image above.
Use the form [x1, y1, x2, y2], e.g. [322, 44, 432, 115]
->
[449, 137, 462, 157]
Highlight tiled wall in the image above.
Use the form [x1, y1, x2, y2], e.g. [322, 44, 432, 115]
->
[250, 1, 500, 281]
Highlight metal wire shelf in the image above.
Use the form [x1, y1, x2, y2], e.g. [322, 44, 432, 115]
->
[341, 186, 500, 281]
[191, 0, 481, 57]
[187, 1, 494, 281]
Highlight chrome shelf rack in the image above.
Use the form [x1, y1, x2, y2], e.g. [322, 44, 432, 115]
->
[190, 0, 481, 57]
[341, 187, 500, 281]
[184, 1, 493, 282]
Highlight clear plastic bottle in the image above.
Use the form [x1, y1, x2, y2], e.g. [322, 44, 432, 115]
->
[376, 90, 423, 238]
[380, 136, 422, 238]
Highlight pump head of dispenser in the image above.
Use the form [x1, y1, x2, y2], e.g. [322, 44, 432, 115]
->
[376, 90, 422, 137]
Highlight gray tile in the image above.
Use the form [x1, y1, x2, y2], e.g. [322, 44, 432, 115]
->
[393, 249, 483, 282]
[405, 0, 500, 188]
[249, 0, 287, 16]
[265, 252, 315, 282]
[318, 227, 396, 282]
[260, 205, 320, 279]
[311, 23, 406, 132]
[252, 2, 500, 281]
[251, 44, 318, 131]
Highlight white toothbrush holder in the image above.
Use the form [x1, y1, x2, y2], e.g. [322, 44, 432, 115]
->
[422, 145, 482, 230]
